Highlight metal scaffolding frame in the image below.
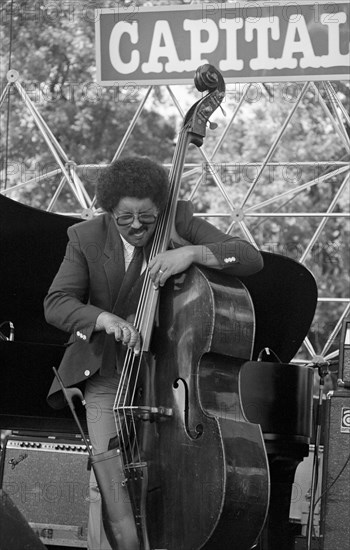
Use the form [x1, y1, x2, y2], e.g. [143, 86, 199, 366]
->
[1, 69, 349, 366]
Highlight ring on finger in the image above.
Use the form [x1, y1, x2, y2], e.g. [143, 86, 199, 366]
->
[159, 269, 164, 275]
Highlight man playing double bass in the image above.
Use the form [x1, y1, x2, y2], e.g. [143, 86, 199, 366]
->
[44, 156, 264, 550]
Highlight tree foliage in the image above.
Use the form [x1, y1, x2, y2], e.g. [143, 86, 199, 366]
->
[0, 0, 177, 210]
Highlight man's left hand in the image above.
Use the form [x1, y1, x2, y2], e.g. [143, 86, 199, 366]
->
[148, 247, 196, 289]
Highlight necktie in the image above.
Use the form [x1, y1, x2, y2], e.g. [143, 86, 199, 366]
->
[125, 246, 144, 291]
[113, 246, 144, 317]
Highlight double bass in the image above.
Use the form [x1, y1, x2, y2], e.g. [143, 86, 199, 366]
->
[93, 64, 270, 550]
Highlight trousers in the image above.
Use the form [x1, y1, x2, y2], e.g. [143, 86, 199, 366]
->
[84, 371, 121, 550]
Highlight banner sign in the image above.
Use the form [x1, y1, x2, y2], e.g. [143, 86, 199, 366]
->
[95, 1, 350, 85]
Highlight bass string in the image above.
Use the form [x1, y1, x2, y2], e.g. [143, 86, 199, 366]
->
[114, 215, 171, 464]
[114, 349, 143, 465]
[113, 123, 191, 465]
[130, 126, 190, 334]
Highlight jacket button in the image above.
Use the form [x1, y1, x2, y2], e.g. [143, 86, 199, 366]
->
[224, 256, 236, 263]
[84, 370, 90, 377]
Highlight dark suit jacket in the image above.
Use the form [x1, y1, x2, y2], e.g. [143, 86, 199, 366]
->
[45, 201, 263, 408]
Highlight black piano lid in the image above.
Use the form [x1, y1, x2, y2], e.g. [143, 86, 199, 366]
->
[0, 193, 79, 345]
[0, 194, 85, 433]
[240, 250, 318, 362]
[0, 193, 318, 433]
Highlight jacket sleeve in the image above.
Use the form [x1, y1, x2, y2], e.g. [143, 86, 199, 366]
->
[43, 225, 104, 341]
[175, 200, 263, 277]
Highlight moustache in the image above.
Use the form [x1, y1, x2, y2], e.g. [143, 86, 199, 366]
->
[128, 225, 147, 235]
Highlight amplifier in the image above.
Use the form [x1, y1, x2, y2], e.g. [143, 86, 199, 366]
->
[321, 391, 350, 550]
[2, 434, 90, 547]
[339, 316, 350, 384]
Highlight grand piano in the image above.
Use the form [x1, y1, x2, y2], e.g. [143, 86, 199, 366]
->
[0, 193, 318, 549]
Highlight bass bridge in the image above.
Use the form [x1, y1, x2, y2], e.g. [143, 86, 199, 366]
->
[114, 405, 173, 422]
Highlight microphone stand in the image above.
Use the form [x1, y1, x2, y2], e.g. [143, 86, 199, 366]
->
[306, 357, 329, 550]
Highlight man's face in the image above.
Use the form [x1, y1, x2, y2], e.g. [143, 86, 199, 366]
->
[113, 197, 159, 248]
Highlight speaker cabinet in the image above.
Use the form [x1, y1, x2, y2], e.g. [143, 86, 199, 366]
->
[321, 391, 350, 550]
[339, 317, 350, 384]
[2, 434, 90, 547]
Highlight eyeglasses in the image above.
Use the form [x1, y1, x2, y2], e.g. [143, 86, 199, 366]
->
[114, 212, 158, 227]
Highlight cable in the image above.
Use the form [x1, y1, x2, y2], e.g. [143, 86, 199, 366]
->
[313, 451, 350, 511]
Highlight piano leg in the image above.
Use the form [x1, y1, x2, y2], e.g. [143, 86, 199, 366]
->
[258, 451, 307, 550]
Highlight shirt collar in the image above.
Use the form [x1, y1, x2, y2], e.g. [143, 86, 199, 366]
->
[119, 233, 135, 263]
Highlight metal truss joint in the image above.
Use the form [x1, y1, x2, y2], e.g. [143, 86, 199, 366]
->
[231, 207, 245, 222]
[7, 69, 19, 83]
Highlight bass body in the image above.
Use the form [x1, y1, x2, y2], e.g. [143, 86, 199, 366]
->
[135, 265, 269, 550]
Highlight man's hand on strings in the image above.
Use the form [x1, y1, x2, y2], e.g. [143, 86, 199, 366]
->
[95, 312, 141, 355]
[148, 247, 198, 289]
